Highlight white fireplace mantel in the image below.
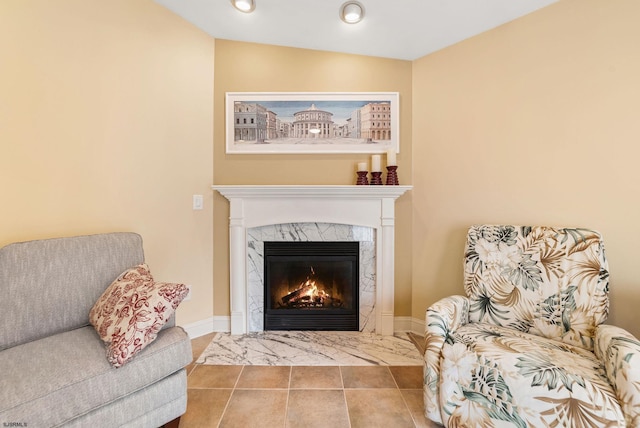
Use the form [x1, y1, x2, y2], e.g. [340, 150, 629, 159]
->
[213, 185, 412, 335]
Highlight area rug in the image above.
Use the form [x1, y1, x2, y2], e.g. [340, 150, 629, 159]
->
[196, 331, 423, 366]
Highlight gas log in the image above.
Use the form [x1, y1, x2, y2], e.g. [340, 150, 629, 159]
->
[279, 282, 343, 308]
[281, 283, 315, 305]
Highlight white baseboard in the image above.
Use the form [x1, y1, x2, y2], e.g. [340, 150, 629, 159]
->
[181, 316, 230, 338]
[411, 317, 425, 335]
[182, 316, 424, 338]
[394, 316, 425, 335]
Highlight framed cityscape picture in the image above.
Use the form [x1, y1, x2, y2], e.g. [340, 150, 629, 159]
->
[225, 92, 399, 154]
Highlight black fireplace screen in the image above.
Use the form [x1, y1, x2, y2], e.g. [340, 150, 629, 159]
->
[264, 241, 359, 331]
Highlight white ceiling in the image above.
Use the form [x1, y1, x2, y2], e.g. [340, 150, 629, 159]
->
[154, 0, 558, 61]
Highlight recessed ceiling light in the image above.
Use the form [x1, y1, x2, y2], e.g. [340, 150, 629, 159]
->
[231, 0, 255, 13]
[340, 1, 364, 24]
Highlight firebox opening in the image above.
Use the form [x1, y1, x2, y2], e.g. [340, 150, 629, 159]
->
[264, 241, 359, 331]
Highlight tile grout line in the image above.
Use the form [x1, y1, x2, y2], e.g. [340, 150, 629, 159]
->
[284, 366, 292, 428]
[338, 366, 353, 428]
[398, 388, 419, 428]
[215, 365, 245, 428]
[389, 365, 420, 428]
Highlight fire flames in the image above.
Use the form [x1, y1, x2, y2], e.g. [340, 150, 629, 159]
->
[277, 267, 342, 309]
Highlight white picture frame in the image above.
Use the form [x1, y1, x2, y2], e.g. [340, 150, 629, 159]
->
[225, 92, 399, 154]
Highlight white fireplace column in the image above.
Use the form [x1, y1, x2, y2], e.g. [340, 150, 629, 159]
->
[213, 185, 412, 335]
[379, 194, 397, 335]
[228, 196, 248, 334]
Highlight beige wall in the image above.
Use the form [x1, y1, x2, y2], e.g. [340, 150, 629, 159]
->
[0, 0, 215, 326]
[5, 0, 637, 338]
[412, 0, 640, 337]
[213, 40, 414, 317]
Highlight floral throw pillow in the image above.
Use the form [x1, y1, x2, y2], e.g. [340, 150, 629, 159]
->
[89, 264, 189, 368]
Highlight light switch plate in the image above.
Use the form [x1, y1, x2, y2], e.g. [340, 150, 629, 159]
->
[193, 195, 203, 210]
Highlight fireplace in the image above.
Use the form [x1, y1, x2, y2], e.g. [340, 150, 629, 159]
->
[264, 241, 359, 331]
[213, 185, 412, 335]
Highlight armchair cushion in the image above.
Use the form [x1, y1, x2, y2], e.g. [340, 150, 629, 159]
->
[440, 322, 624, 426]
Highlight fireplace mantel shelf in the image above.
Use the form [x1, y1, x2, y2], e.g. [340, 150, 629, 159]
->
[213, 184, 412, 336]
[213, 185, 412, 199]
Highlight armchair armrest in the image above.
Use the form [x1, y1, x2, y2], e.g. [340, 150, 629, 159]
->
[424, 295, 470, 424]
[594, 324, 640, 427]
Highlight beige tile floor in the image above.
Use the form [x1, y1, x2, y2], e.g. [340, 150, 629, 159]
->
[179, 333, 440, 428]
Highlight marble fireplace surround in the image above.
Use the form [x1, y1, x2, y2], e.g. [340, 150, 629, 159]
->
[248, 223, 374, 333]
[213, 185, 412, 335]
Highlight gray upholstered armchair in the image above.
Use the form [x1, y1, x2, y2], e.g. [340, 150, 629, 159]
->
[424, 225, 640, 427]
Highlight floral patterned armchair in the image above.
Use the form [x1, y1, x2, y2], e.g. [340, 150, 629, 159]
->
[424, 225, 640, 427]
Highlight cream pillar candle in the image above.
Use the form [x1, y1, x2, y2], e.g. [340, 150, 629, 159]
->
[371, 155, 381, 172]
[386, 149, 397, 166]
[357, 162, 367, 172]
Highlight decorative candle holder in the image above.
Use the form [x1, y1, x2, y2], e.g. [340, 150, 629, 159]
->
[356, 170, 369, 185]
[370, 171, 383, 185]
[385, 165, 399, 185]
